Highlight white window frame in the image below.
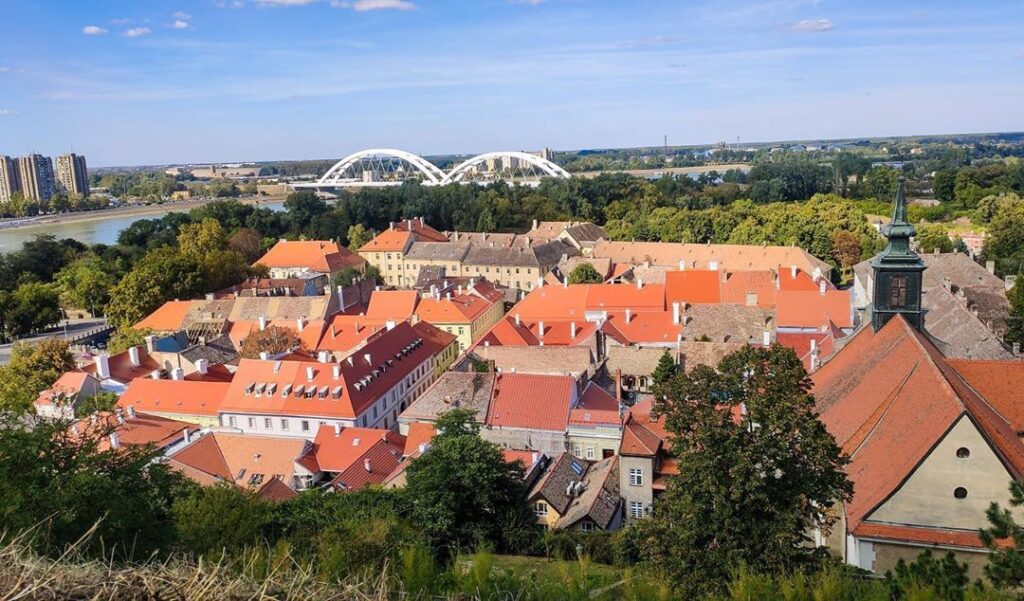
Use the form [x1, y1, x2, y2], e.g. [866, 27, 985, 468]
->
[630, 501, 644, 519]
[629, 467, 643, 486]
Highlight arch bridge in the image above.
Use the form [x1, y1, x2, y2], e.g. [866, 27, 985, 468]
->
[293, 148, 570, 189]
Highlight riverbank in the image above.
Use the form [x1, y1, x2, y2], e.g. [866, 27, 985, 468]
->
[575, 163, 751, 179]
[0, 194, 288, 233]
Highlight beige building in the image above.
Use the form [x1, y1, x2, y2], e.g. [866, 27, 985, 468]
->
[0, 155, 21, 202]
[55, 153, 89, 197]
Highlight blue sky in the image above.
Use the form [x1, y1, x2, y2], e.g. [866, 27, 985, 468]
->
[0, 0, 1022, 167]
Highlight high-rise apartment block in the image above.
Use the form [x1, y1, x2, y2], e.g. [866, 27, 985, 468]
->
[17, 154, 56, 202]
[55, 153, 90, 197]
[0, 155, 20, 203]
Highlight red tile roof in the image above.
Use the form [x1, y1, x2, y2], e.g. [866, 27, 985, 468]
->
[315, 315, 387, 355]
[168, 432, 311, 490]
[255, 240, 364, 273]
[479, 317, 597, 347]
[358, 220, 449, 253]
[312, 425, 407, 491]
[76, 411, 197, 451]
[134, 300, 192, 331]
[665, 270, 722, 305]
[485, 373, 575, 432]
[418, 294, 493, 323]
[948, 360, 1024, 434]
[404, 422, 436, 456]
[118, 379, 230, 417]
[510, 283, 666, 322]
[776, 289, 853, 329]
[36, 371, 96, 407]
[852, 522, 991, 549]
[602, 311, 684, 345]
[83, 348, 162, 383]
[620, 399, 670, 456]
[569, 383, 620, 426]
[365, 290, 419, 320]
[813, 316, 1024, 530]
[220, 321, 450, 421]
[721, 270, 777, 307]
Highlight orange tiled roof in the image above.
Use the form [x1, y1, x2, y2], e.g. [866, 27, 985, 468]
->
[36, 371, 95, 407]
[485, 373, 575, 432]
[75, 411, 197, 451]
[118, 378, 230, 417]
[404, 422, 437, 456]
[312, 425, 407, 491]
[83, 348, 162, 383]
[776, 289, 853, 329]
[602, 311, 684, 345]
[947, 359, 1024, 434]
[255, 240, 364, 273]
[778, 265, 828, 291]
[479, 317, 597, 347]
[315, 315, 387, 355]
[852, 522, 990, 549]
[220, 321, 450, 421]
[169, 432, 310, 490]
[359, 229, 413, 253]
[569, 382, 620, 426]
[510, 283, 666, 322]
[226, 318, 325, 351]
[813, 316, 1024, 530]
[417, 294, 492, 323]
[591, 241, 831, 275]
[721, 270, 777, 307]
[134, 300, 193, 331]
[620, 398, 670, 456]
[665, 270, 722, 305]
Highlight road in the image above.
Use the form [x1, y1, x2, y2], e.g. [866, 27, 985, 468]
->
[0, 318, 109, 364]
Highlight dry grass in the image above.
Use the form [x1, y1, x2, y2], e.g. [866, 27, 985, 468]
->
[0, 529, 395, 601]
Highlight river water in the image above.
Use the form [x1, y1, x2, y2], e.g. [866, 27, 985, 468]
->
[0, 201, 285, 253]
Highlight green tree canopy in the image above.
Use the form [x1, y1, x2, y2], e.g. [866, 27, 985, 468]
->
[651, 350, 677, 385]
[0, 338, 76, 413]
[55, 255, 114, 316]
[567, 262, 604, 284]
[634, 345, 852, 596]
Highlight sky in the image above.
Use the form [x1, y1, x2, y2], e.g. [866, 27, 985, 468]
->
[0, 0, 1022, 167]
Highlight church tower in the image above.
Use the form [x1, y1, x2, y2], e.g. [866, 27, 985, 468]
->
[871, 177, 925, 331]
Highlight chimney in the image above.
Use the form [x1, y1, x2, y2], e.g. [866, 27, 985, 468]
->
[144, 335, 156, 353]
[389, 221, 394, 229]
[337, 285, 345, 308]
[790, 265, 797, 279]
[386, 320, 396, 331]
[150, 369, 161, 379]
[196, 359, 209, 375]
[532, 218, 538, 230]
[987, 260, 996, 275]
[1014, 343, 1021, 355]
[419, 442, 429, 454]
[259, 351, 270, 361]
[126, 405, 136, 419]
[334, 423, 341, 436]
[570, 321, 577, 339]
[182, 428, 191, 444]
[819, 279, 826, 296]
[332, 364, 341, 379]
[407, 220, 412, 232]
[636, 278, 643, 290]
[615, 369, 622, 407]
[678, 259, 685, 271]
[538, 321, 545, 338]
[318, 350, 330, 363]
[514, 313, 521, 326]
[296, 317, 306, 332]
[364, 458, 372, 472]
[672, 302, 681, 325]
[626, 308, 632, 323]
[709, 260, 719, 271]
[762, 331, 771, 346]
[94, 354, 111, 380]
[128, 346, 141, 367]
[171, 367, 184, 381]
[419, 216, 425, 226]
[108, 432, 120, 449]
[810, 338, 818, 354]
[258, 315, 268, 331]
[306, 366, 316, 381]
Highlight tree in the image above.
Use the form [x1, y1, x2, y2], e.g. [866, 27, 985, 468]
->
[228, 227, 264, 262]
[106, 247, 207, 329]
[934, 169, 957, 202]
[0, 338, 76, 413]
[476, 208, 496, 232]
[567, 262, 604, 284]
[885, 550, 970, 601]
[915, 224, 954, 254]
[346, 223, 372, 251]
[284, 191, 328, 234]
[829, 230, 862, 278]
[55, 256, 114, 316]
[108, 327, 153, 356]
[239, 325, 304, 359]
[2, 282, 62, 338]
[982, 480, 1024, 589]
[0, 409, 184, 559]
[651, 350, 677, 385]
[173, 484, 273, 557]
[404, 409, 535, 558]
[864, 167, 899, 201]
[177, 217, 227, 257]
[74, 391, 119, 417]
[634, 345, 852, 595]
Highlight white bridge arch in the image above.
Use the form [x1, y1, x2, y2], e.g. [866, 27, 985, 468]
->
[295, 149, 570, 189]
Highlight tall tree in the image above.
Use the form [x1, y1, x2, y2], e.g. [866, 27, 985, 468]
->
[346, 223, 372, 251]
[228, 227, 264, 262]
[651, 350, 677, 385]
[55, 256, 114, 316]
[404, 409, 535, 558]
[567, 262, 604, 284]
[982, 480, 1024, 589]
[239, 325, 304, 359]
[0, 338, 76, 413]
[633, 345, 852, 596]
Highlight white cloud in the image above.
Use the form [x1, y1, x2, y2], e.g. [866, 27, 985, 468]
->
[172, 20, 191, 29]
[125, 27, 153, 37]
[0, 109, 15, 116]
[173, 11, 192, 19]
[332, 0, 416, 11]
[257, 0, 319, 5]
[82, 25, 108, 35]
[790, 18, 833, 33]
[0, 66, 10, 73]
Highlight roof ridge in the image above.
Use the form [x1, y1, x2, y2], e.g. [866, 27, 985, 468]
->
[844, 360, 920, 458]
[898, 317, 969, 412]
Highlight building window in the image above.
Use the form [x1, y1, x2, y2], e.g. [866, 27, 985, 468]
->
[630, 501, 644, 519]
[954, 487, 968, 499]
[533, 501, 548, 516]
[580, 521, 595, 532]
[572, 443, 582, 457]
[248, 417, 255, 428]
[889, 274, 908, 307]
[586, 446, 595, 460]
[629, 468, 643, 486]
[228, 416, 237, 427]
[956, 447, 970, 459]
[281, 419, 289, 431]
[264, 418, 272, 429]
[301, 420, 309, 432]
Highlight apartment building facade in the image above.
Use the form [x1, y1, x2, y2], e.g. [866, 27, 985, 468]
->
[18, 154, 56, 202]
[0, 155, 21, 202]
[55, 153, 90, 197]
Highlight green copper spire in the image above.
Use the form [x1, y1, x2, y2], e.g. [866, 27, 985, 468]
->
[871, 176, 926, 331]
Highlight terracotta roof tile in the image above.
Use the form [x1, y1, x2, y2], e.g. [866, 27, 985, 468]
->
[168, 432, 310, 490]
[665, 270, 723, 304]
[134, 300, 193, 331]
[256, 240, 364, 273]
[485, 373, 575, 432]
[118, 379, 230, 418]
[569, 382, 620, 426]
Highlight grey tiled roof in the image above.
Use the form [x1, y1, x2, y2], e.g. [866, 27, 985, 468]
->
[400, 372, 495, 422]
[406, 242, 470, 262]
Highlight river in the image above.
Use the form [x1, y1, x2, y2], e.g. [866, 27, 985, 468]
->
[0, 201, 285, 253]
